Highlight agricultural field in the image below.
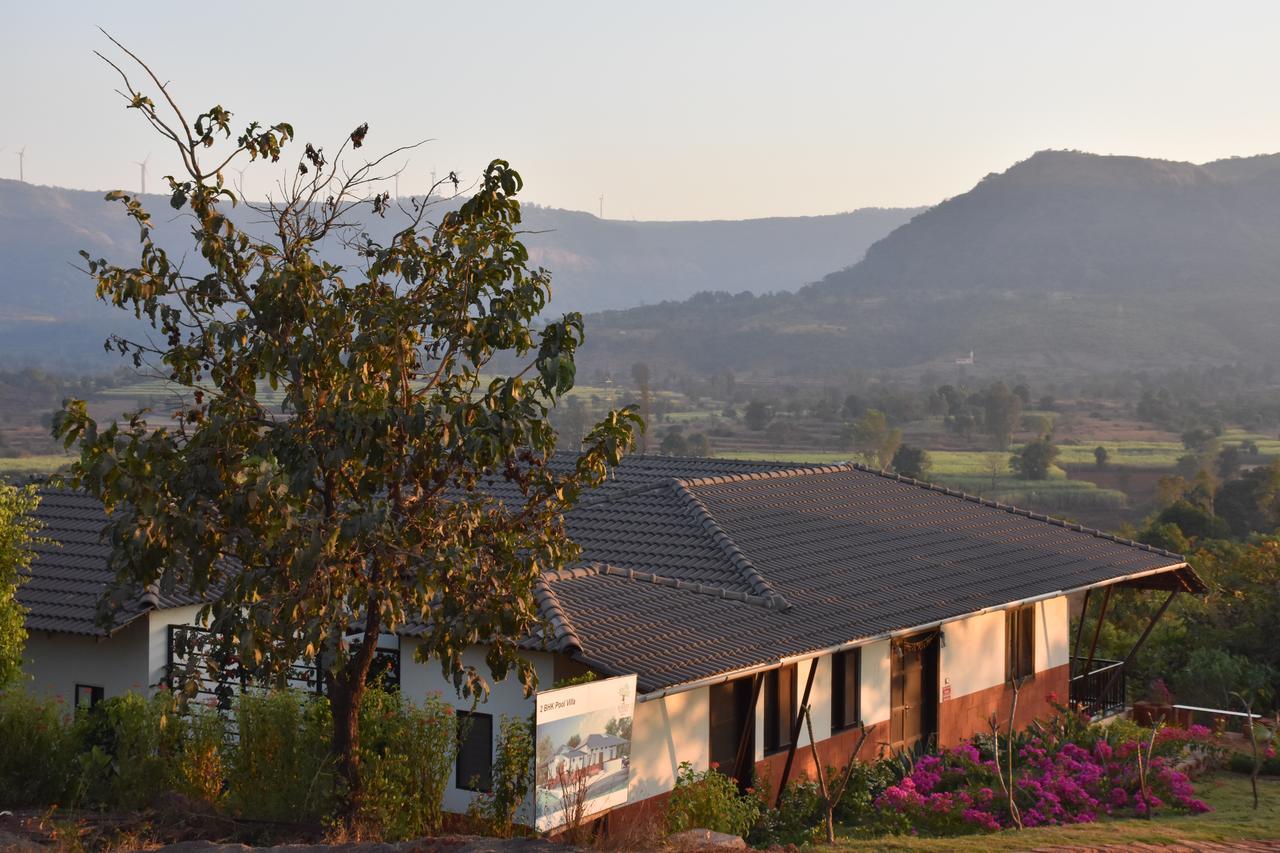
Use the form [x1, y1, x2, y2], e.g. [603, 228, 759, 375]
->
[716, 448, 1128, 521]
[0, 454, 73, 481]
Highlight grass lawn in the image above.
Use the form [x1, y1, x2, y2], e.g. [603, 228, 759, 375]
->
[834, 773, 1280, 850]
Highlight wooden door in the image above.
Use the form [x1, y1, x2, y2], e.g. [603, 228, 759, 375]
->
[891, 633, 939, 751]
[709, 676, 756, 787]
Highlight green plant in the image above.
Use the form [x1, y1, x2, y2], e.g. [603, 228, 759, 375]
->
[0, 687, 75, 805]
[356, 688, 456, 840]
[70, 691, 182, 810]
[0, 483, 43, 687]
[172, 703, 228, 805]
[833, 757, 907, 837]
[665, 762, 761, 839]
[226, 690, 334, 823]
[466, 714, 535, 837]
[749, 779, 824, 846]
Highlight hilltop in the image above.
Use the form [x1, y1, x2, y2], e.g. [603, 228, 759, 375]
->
[581, 150, 1280, 377]
[0, 179, 916, 368]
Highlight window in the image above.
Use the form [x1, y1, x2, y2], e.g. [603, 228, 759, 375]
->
[456, 711, 493, 791]
[1007, 604, 1035, 681]
[75, 684, 104, 711]
[831, 649, 861, 731]
[763, 664, 796, 754]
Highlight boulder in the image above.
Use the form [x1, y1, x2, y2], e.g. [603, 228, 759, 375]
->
[666, 829, 747, 850]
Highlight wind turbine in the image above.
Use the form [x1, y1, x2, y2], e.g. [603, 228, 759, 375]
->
[135, 154, 151, 195]
[16, 146, 26, 183]
[233, 165, 249, 199]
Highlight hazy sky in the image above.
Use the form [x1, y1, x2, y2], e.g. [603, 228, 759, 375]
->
[5, 1, 1280, 220]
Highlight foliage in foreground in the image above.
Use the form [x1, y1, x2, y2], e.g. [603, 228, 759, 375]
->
[0, 483, 42, 687]
[663, 708, 1221, 846]
[0, 686, 460, 841]
[665, 761, 762, 839]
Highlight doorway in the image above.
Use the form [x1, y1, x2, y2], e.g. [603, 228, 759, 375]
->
[709, 675, 757, 787]
[890, 632, 939, 751]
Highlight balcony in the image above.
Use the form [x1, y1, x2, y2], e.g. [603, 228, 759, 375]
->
[1069, 656, 1126, 720]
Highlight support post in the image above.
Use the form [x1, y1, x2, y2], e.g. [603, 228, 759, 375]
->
[775, 660, 818, 807]
[1082, 585, 1113, 674]
[1100, 590, 1178, 700]
[733, 673, 764, 790]
[1072, 588, 1093, 665]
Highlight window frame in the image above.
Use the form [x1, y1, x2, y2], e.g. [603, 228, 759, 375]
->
[455, 710, 494, 792]
[763, 663, 797, 755]
[1006, 604, 1036, 682]
[831, 648, 862, 732]
[74, 684, 104, 711]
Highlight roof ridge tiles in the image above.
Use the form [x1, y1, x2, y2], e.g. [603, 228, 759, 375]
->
[549, 561, 786, 611]
[532, 578, 583, 654]
[666, 480, 792, 611]
[843, 462, 1186, 562]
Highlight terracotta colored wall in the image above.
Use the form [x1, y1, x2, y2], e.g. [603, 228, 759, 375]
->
[597, 664, 1070, 838]
[937, 662, 1070, 746]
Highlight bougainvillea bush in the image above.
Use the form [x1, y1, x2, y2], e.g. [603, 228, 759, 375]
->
[875, 731, 1209, 836]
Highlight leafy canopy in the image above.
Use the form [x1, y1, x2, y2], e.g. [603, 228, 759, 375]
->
[54, 36, 642, 706]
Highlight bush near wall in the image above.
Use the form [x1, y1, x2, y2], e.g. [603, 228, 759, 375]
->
[0, 686, 459, 841]
[661, 709, 1221, 845]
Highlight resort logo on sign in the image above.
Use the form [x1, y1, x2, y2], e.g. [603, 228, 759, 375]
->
[533, 674, 637, 833]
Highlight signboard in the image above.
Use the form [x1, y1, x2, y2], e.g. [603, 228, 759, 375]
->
[533, 673, 637, 832]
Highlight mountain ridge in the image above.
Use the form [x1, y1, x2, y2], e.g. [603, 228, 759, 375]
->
[0, 178, 918, 367]
[580, 149, 1280, 377]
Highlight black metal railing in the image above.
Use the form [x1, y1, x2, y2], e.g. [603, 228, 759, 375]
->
[1069, 656, 1125, 720]
[166, 624, 400, 711]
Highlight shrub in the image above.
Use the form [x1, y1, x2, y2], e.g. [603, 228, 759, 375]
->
[0, 687, 75, 806]
[749, 778, 824, 847]
[465, 714, 535, 838]
[173, 703, 228, 805]
[833, 757, 907, 837]
[70, 690, 183, 810]
[875, 732, 1209, 835]
[665, 762, 760, 838]
[1228, 751, 1280, 776]
[357, 688, 456, 840]
[226, 689, 334, 823]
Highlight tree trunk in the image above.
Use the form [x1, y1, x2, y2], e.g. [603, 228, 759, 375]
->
[331, 602, 383, 834]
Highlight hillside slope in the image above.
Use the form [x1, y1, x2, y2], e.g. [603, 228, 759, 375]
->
[0, 179, 916, 367]
[582, 150, 1280, 377]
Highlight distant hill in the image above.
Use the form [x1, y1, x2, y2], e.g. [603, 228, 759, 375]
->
[582, 150, 1280, 377]
[0, 179, 917, 369]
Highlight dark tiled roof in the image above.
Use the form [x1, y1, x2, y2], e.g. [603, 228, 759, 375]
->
[542, 464, 1193, 694]
[22, 455, 804, 639]
[20, 488, 149, 636]
[24, 457, 1194, 694]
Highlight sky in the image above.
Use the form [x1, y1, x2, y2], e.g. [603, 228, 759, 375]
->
[5, 1, 1280, 221]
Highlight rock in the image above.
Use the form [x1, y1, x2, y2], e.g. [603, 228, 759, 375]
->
[0, 828, 44, 852]
[666, 829, 747, 850]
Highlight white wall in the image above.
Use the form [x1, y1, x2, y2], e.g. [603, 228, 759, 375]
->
[1037, 596, 1070, 672]
[629, 686, 710, 801]
[398, 639, 552, 815]
[146, 605, 206, 691]
[939, 597, 1071, 701]
[23, 619, 151, 703]
[941, 609, 1007, 699]
[860, 640, 892, 727]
